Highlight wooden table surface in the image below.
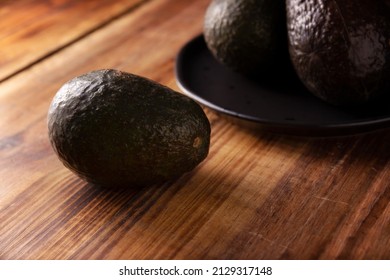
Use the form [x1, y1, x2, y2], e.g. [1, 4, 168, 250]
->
[1, 0, 390, 260]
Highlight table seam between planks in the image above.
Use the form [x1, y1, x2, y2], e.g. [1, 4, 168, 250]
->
[0, 0, 151, 84]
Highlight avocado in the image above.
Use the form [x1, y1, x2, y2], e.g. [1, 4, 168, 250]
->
[203, 0, 287, 75]
[47, 69, 210, 188]
[287, 0, 390, 106]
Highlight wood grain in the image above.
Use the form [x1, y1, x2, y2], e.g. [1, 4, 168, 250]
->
[1, 0, 390, 259]
[0, 0, 146, 81]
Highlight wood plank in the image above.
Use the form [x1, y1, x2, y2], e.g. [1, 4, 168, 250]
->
[0, 0, 146, 81]
[1, 0, 390, 259]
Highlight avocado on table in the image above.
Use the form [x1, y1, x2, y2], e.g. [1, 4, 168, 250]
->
[47, 69, 210, 188]
[203, 0, 287, 75]
[287, 0, 390, 106]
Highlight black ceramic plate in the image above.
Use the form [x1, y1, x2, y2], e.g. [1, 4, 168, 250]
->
[175, 35, 390, 136]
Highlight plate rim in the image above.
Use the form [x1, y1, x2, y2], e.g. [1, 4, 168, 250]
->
[175, 34, 390, 136]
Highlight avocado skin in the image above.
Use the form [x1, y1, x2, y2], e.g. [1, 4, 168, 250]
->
[203, 0, 287, 75]
[287, 0, 390, 106]
[48, 69, 210, 188]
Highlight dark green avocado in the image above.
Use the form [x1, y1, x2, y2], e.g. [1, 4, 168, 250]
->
[47, 69, 210, 188]
[203, 0, 287, 75]
[287, 0, 390, 106]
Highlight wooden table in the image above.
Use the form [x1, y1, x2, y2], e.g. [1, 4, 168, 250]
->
[1, 0, 389, 260]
